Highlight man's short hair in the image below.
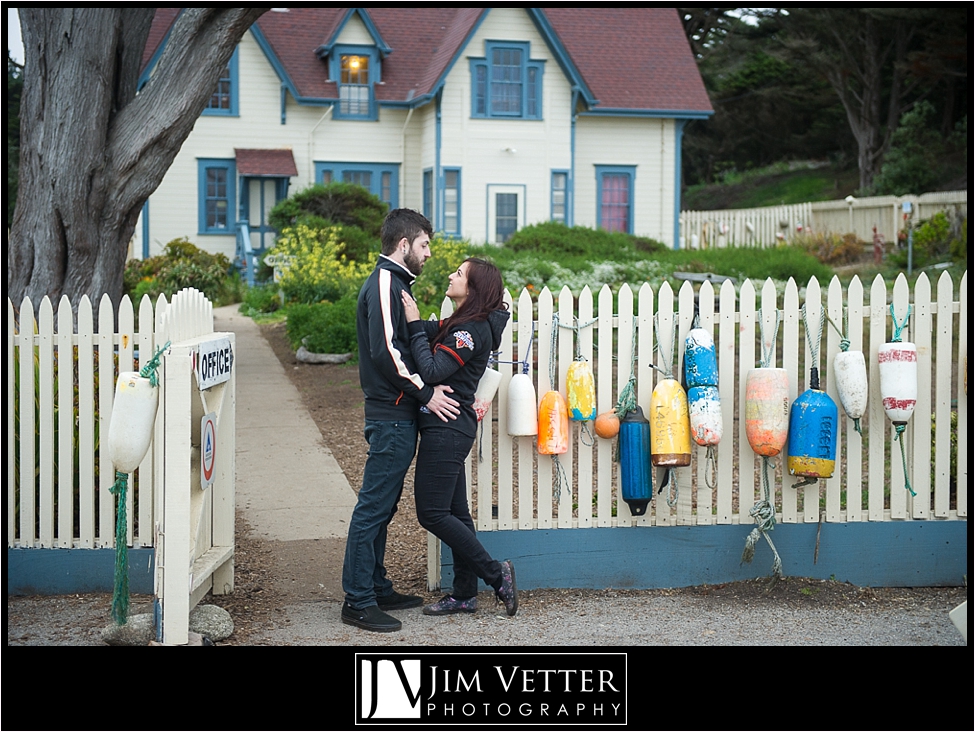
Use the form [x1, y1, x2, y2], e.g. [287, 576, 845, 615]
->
[380, 208, 434, 255]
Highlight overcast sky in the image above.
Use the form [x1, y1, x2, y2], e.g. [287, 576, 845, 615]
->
[8, 8, 23, 64]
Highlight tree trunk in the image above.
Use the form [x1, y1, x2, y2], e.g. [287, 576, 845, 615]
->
[7, 8, 268, 308]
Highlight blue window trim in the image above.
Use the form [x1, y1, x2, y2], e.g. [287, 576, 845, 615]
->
[423, 169, 434, 223]
[470, 41, 544, 120]
[550, 169, 570, 224]
[198, 159, 237, 235]
[328, 45, 380, 121]
[441, 167, 462, 237]
[595, 165, 635, 234]
[203, 48, 239, 117]
[315, 162, 399, 208]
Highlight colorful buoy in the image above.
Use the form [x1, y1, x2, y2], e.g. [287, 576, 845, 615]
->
[565, 359, 596, 422]
[649, 378, 691, 467]
[786, 368, 838, 480]
[619, 406, 652, 516]
[537, 390, 569, 455]
[744, 368, 790, 457]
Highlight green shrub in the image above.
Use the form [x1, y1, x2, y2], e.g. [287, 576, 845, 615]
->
[268, 182, 387, 258]
[239, 282, 281, 316]
[285, 296, 358, 356]
[889, 211, 964, 269]
[123, 237, 234, 304]
[505, 221, 665, 261]
[266, 224, 375, 305]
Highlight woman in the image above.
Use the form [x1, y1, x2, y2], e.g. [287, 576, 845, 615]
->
[401, 257, 518, 617]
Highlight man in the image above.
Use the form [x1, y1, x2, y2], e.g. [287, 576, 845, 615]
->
[341, 208, 460, 633]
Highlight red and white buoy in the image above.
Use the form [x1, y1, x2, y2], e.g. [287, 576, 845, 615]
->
[878, 341, 917, 426]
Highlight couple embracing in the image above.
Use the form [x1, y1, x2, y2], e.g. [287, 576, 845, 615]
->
[340, 208, 517, 633]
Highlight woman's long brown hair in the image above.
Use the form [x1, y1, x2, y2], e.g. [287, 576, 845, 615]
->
[433, 258, 507, 347]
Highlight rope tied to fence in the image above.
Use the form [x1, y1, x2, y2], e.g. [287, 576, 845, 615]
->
[653, 313, 681, 507]
[888, 303, 916, 496]
[758, 307, 781, 369]
[110, 340, 170, 626]
[741, 457, 784, 584]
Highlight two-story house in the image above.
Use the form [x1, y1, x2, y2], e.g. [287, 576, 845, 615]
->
[136, 7, 712, 264]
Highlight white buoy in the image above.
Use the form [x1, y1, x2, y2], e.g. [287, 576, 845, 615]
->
[107, 372, 160, 473]
[878, 341, 917, 425]
[472, 367, 502, 422]
[832, 349, 868, 429]
[506, 372, 538, 436]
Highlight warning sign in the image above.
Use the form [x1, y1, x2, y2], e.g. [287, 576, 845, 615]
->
[201, 412, 217, 489]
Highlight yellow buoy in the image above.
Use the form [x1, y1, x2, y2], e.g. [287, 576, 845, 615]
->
[565, 360, 596, 421]
[649, 378, 691, 467]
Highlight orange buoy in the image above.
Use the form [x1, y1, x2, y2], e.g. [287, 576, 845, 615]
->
[537, 390, 568, 455]
[565, 360, 596, 421]
[594, 409, 620, 439]
[649, 378, 691, 467]
[744, 368, 790, 457]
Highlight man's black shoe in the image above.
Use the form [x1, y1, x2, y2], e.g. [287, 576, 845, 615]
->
[342, 602, 402, 632]
[377, 591, 424, 611]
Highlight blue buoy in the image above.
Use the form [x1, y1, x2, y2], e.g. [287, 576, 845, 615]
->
[787, 368, 838, 480]
[619, 406, 652, 516]
[684, 327, 719, 389]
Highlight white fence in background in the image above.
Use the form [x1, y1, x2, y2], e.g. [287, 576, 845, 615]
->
[680, 190, 967, 249]
[463, 272, 967, 533]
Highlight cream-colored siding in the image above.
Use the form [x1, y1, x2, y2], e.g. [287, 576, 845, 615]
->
[438, 8, 573, 244]
[574, 115, 676, 246]
[142, 8, 686, 259]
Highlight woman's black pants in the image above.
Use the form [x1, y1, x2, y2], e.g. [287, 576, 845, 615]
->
[414, 426, 503, 598]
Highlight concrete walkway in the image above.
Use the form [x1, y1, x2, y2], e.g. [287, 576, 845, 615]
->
[212, 305, 356, 543]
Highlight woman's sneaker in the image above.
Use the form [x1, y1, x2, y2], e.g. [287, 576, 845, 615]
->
[423, 595, 478, 616]
[495, 560, 518, 616]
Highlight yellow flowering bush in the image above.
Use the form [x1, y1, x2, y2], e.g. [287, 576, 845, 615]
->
[267, 224, 376, 304]
[412, 237, 471, 316]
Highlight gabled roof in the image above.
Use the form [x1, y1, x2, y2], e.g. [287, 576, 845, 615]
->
[142, 8, 712, 117]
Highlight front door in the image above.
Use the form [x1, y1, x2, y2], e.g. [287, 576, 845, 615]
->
[239, 177, 288, 256]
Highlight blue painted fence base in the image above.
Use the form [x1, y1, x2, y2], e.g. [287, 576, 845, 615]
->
[441, 521, 967, 592]
[7, 548, 155, 596]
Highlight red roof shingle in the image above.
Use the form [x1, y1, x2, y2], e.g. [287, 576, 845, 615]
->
[235, 148, 298, 177]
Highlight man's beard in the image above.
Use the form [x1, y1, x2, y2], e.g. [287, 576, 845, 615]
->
[404, 247, 424, 276]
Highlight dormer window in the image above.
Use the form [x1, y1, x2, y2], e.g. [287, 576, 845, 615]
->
[330, 45, 379, 120]
[470, 41, 544, 120]
[340, 54, 370, 116]
[203, 48, 239, 117]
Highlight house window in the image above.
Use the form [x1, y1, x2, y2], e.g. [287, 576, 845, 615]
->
[203, 48, 239, 117]
[423, 169, 434, 222]
[596, 166, 635, 234]
[331, 46, 378, 120]
[551, 171, 569, 224]
[198, 159, 236, 234]
[470, 42, 543, 120]
[486, 184, 525, 245]
[316, 162, 398, 208]
[443, 168, 461, 236]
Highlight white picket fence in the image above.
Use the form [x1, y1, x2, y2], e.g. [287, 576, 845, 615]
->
[680, 190, 968, 249]
[6, 289, 229, 544]
[466, 271, 967, 531]
[8, 274, 967, 560]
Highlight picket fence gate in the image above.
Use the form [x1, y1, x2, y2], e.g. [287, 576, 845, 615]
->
[457, 271, 967, 540]
[7, 288, 234, 643]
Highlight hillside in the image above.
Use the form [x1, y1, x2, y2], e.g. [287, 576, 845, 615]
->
[681, 159, 967, 212]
